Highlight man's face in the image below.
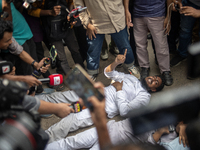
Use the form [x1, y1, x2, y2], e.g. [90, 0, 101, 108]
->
[0, 32, 12, 50]
[145, 76, 162, 92]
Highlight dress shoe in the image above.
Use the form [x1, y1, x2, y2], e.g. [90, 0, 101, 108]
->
[162, 71, 173, 86]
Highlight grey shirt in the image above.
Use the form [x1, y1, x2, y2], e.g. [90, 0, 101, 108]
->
[22, 95, 40, 112]
[8, 37, 23, 55]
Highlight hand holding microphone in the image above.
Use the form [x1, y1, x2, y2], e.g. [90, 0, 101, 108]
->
[28, 74, 63, 95]
[38, 74, 63, 86]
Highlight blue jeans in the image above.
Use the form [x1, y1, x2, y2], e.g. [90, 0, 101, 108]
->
[86, 27, 135, 75]
[178, 0, 200, 58]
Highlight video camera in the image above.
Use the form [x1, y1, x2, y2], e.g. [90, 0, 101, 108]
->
[0, 79, 49, 150]
[5, 0, 37, 9]
[32, 45, 57, 79]
[62, 6, 87, 31]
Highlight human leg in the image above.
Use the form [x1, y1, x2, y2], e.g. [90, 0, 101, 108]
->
[46, 109, 93, 143]
[51, 40, 70, 75]
[170, 0, 199, 67]
[111, 27, 140, 79]
[147, 17, 170, 73]
[147, 16, 173, 85]
[64, 28, 85, 69]
[15, 39, 34, 75]
[86, 34, 105, 76]
[45, 127, 98, 150]
[133, 18, 149, 68]
[35, 42, 51, 78]
[101, 38, 109, 60]
[133, 17, 149, 79]
[35, 90, 79, 104]
[73, 25, 88, 62]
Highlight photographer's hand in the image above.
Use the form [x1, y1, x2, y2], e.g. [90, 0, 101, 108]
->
[55, 103, 74, 118]
[87, 82, 111, 149]
[23, 75, 42, 87]
[172, 0, 183, 11]
[38, 101, 74, 118]
[51, 5, 61, 16]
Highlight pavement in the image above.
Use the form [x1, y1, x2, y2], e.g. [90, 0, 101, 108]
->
[40, 35, 200, 147]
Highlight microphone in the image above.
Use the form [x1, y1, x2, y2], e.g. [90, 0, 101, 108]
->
[38, 74, 63, 86]
[0, 61, 13, 75]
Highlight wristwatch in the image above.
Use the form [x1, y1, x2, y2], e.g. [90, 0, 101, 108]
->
[31, 60, 36, 68]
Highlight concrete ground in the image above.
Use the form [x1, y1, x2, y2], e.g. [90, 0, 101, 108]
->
[40, 35, 200, 148]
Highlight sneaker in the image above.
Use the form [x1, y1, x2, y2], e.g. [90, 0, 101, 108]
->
[36, 84, 44, 94]
[101, 49, 108, 60]
[110, 46, 119, 56]
[162, 71, 173, 86]
[170, 54, 187, 67]
[128, 65, 140, 79]
[89, 74, 98, 81]
[140, 67, 150, 80]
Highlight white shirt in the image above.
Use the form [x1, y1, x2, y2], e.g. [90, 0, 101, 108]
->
[104, 68, 151, 118]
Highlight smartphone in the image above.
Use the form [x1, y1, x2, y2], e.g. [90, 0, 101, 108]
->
[64, 64, 105, 111]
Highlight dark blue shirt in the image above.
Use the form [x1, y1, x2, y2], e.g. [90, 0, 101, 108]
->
[133, 0, 166, 18]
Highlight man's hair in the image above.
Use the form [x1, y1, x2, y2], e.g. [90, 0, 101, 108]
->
[0, 20, 13, 40]
[141, 75, 165, 93]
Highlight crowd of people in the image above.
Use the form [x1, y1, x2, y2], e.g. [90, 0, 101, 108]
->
[0, 0, 200, 149]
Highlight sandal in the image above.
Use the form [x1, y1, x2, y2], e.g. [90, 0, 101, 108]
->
[54, 83, 65, 91]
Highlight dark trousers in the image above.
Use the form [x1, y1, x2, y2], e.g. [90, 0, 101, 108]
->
[51, 28, 84, 75]
[35, 42, 51, 78]
[73, 25, 88, 62]
[15, 38, 37, 75]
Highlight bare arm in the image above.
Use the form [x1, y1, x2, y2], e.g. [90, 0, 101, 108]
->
[105, 49, 127, 73]
[153, 126, 170, 142]
[18, 51, 49, 71]
[1, 74, 42, 87]
[88, 82, 111, 149]
[123, 0, 133, 28]
[38, 100, 74, 118]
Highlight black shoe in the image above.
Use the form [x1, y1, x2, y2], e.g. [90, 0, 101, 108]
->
[147, 33, 152, 39]
[140, 67, 150, 80]
[36, 84, 44, 93]
[89, 74, 98, 81]
[170, 54, 186, 67]
[162, 71, 173, 86]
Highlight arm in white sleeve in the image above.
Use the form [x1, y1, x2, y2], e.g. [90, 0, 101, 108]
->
[104, 67, 126, 82]
[115, 90, 151, 117]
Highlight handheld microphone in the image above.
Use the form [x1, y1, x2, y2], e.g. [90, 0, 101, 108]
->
[0, 61, 13, 75]
[38, 74, 63, 86]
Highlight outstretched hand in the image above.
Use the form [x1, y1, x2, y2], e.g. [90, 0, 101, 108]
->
[87, 82, 106, 125]
[55, 103, 74, 118]
[115, 49, 127, 65]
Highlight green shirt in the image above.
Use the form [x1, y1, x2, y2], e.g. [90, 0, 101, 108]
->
[10, 2, 33, 45]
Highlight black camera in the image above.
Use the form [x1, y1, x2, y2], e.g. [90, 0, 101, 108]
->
[0, 79, 49, 150]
